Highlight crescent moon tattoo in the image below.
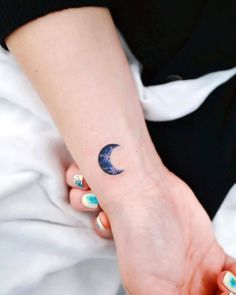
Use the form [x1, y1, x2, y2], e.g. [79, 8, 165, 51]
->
[98, 144, 124, 175]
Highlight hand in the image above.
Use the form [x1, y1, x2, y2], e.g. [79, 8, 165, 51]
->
[66, 162, 234, 294]
[107, 171, 231, 294]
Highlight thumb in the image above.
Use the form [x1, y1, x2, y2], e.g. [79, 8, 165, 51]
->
[217, 254, 236, 294]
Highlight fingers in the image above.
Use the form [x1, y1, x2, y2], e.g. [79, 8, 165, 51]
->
[66, 162, 90, 190]
[67, 163, 99, 212]
[69, 188, 100, 212]
[93, 211, 113, 239]
[70, 186, 113, 238]
[66, 162, 113, 239]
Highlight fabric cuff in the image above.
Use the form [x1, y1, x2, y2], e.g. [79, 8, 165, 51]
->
[0, 0, 109, 50]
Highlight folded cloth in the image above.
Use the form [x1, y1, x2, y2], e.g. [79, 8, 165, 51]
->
[119, 34, 236, 122]
[0, 39, 235, 295]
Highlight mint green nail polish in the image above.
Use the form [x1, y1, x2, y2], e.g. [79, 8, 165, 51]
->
[82, 194, 99, 209]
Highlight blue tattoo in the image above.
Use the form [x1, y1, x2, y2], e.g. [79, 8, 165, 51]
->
[98, 144, 124, 175]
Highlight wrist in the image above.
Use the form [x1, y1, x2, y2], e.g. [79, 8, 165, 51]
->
[93, 139, 169, 213]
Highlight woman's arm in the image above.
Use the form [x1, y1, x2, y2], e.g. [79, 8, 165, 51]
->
[6, 7, 233, 295]
[6, 7, 165, 210]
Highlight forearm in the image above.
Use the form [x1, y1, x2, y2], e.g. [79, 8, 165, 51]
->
[6, 7, 165, 207]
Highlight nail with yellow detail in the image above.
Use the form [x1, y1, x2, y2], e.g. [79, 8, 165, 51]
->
[73, 174, 84, 189]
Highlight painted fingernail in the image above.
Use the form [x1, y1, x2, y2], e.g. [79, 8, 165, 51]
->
[81, 194, 99, 209]
[96, 215, 106, 231]
[223, 271, 236, 293]
[73, 174, 84, 189]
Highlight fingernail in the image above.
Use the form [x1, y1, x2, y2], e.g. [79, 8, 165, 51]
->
[81, 194, 99, 209]
[223, 271, 236, 293]
[96, 215, 106, 231]
[73, 174, 84, 189]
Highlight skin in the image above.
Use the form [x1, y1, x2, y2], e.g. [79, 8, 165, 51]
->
[6, 7, 235, 294]
[217, 270, 236, 294]
[67, 162, 236, 294]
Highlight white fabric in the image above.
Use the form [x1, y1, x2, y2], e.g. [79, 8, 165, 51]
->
[120, 34, 236, 122]
[133, 64, 236, 121]
[0, 41, 235, 295]
[0, 48, 121, 295]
